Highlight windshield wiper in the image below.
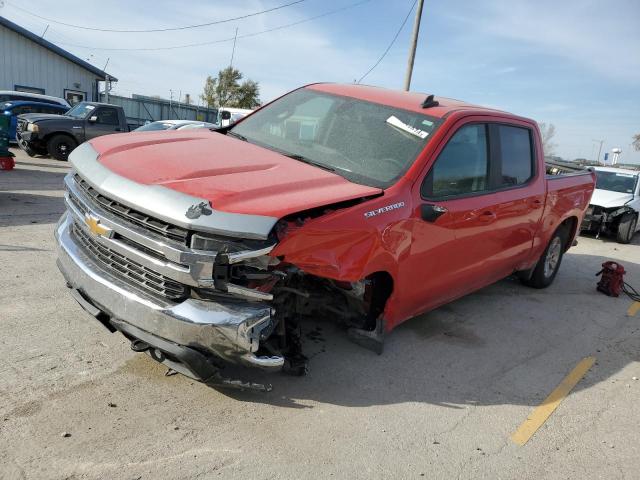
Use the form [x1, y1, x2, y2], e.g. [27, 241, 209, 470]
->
[226, 131, 247, 141]
[283, 153, 335, 172]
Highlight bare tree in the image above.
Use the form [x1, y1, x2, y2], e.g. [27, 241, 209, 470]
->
[538, 122, 557, 156]
[633, 133, 640, 151]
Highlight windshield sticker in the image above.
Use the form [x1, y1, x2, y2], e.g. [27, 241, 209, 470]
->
[364, 202, 406, 218]
[86, 105, 95, 110]
[386, 116, 429, 139]
[421, 119, 434, 127]
[615, 173, 634, 178]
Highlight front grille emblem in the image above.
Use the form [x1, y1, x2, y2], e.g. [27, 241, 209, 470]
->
[84, 214, 112, 238]
[185, 201, 212, 219]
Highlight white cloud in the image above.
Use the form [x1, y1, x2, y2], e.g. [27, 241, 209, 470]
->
[454, 0, 640, 83]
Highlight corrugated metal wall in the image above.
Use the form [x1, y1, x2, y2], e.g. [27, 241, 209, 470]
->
[99, 94, 218, 129]
[0, 24, 100, 101]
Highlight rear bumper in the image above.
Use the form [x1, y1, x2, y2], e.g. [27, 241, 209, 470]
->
[55, 212, 284, 376]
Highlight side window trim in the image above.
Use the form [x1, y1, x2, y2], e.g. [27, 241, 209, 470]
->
[491, 123, 536, 189]
[421, 120, 537, 201]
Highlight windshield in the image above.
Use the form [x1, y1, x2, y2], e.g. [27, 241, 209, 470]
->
[134, 122, 175, 132]
[595, 171, 637, 194]
[65, 102, 96, 119]
[230, 89, 439, 188]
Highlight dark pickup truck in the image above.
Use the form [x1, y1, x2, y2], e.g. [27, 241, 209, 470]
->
[16, 101, 128, 160]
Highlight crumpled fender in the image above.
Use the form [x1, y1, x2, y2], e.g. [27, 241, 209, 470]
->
[270, 193, 413, 329]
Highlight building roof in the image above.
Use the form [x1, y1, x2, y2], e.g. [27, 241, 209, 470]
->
[0, 16, 117, 81]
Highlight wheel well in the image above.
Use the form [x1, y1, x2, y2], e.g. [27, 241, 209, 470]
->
[44, 132, 77, 146]
[366, 271, 394, 326]
[558, 216, 578, 251]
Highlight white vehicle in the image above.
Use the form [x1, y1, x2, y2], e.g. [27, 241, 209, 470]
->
[217, 107, 253, 127]
[133, 120, 217, 132]
[0, 90, 70, 108]
[581, 166, 640, 243]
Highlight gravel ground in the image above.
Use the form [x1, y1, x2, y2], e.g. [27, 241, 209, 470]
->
[1, 149, 639, 480]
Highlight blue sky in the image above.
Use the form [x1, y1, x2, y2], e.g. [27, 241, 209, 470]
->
[3, 0, 639, 163]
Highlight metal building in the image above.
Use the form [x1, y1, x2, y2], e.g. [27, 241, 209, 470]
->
[0, 16, 115, 104]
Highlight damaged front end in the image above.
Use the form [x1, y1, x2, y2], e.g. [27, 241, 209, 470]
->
[581, 204, 635, 237]
[56, 145, 387, 390]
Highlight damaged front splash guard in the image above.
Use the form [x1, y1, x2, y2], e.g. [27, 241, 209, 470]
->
[347, 316, 385, 355]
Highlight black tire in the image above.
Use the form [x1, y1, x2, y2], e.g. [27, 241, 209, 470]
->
[616, 213, 637, 244]
[520, 230, 566, 289]
[47, 134, 77, 161]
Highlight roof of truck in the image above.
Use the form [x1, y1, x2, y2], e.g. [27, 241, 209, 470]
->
[307, 83, 522, 120]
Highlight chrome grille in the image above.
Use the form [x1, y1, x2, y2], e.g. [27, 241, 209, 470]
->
[16, 119, 28, 133]
[72, 222, 189, 300]
[73, 174, 189, 244]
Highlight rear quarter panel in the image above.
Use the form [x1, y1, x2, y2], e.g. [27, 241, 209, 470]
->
[528, 172, 596, 265]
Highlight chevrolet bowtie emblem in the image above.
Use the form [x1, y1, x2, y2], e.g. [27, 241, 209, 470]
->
[84, 214, 112, 238]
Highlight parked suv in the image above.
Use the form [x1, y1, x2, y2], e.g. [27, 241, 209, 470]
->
[0, 90, 69, 108]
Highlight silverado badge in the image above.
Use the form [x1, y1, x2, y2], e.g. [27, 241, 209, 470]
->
[84, 214, 112, 238]
[185, 201, 213, 219]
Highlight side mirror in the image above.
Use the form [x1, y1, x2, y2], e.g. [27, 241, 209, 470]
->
[220, 111, 232, 120]
[421, 204, 448, 223]
[88, 115, 98, 123]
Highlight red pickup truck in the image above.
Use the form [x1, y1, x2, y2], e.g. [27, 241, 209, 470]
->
[56, 84, 595, 389]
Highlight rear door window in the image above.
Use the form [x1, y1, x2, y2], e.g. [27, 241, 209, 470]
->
[496, 125, 533, 186]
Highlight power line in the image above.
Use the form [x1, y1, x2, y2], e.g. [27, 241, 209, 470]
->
[45, 0, 371, 52]
[356, 0, 416, 84]
[7, 0, 307, 33]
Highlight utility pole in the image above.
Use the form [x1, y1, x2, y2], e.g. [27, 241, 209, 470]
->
[103, 58, 110, 103]
[403, 0, 425, 91]
[230, 27, 238, 68]
[593, 138, 605, 164]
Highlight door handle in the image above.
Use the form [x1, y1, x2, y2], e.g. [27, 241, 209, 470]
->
[530, 198, 543, 209]
[477, 211, 497, 223]
[115, 128, 122, 131]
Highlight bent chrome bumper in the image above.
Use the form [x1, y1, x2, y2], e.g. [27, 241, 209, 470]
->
[55, 212, 284, 374]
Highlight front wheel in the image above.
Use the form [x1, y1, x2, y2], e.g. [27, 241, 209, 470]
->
[616, 213, 637, 244]
[520, 231, 565, 289]
[47, 135, 77, 161]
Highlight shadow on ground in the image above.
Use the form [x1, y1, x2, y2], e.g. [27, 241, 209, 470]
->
[204, 248, 640, 409]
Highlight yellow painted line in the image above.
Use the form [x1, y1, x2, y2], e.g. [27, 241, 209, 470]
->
[511, 356, 596, 446]
[627, 302, 640, 317]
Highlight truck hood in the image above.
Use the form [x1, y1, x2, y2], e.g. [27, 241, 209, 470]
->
[18, 113, 70, 123]
[590, 188, 634, 209]
[87, 130, 382, 219]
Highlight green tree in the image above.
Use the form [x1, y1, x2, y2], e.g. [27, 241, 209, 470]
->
[201, 67, 260, 109]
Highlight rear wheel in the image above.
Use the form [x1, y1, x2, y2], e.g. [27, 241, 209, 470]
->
[520, 230, 565, 289]
[47, 135, 77, 161]
[616, 213, 637, 244]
